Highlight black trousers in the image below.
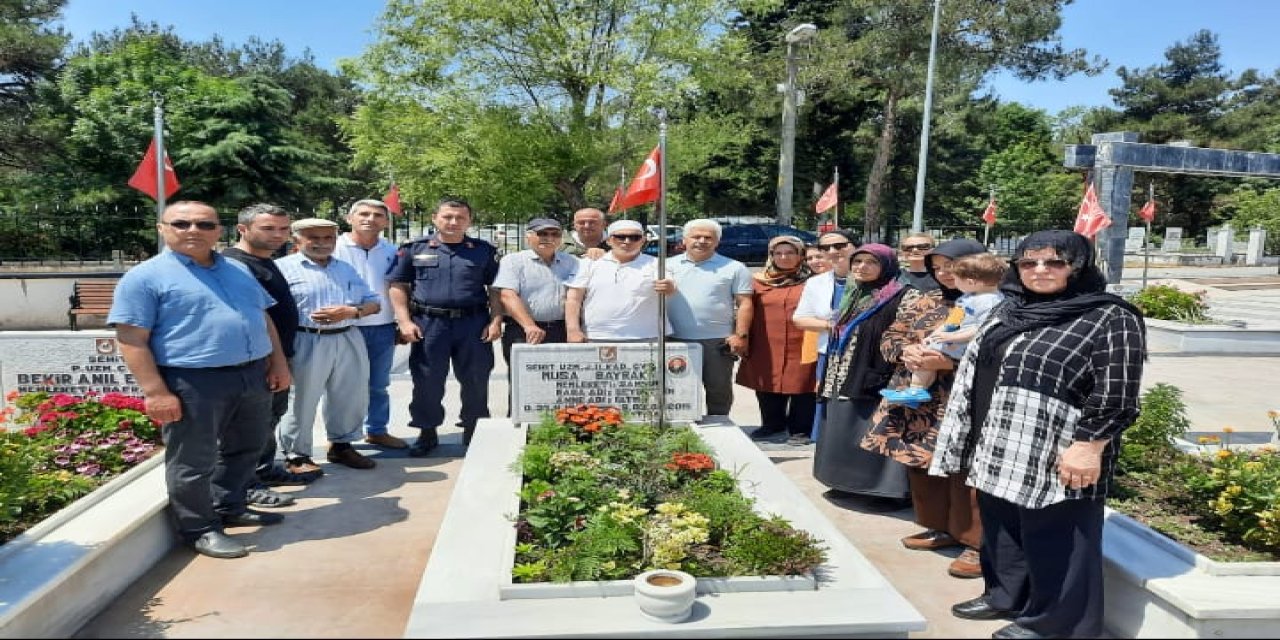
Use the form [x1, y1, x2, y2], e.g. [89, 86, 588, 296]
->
[159, 360, 273, 542]
[500, 318, 568, 365]
[978, 491, 1106, 638]
[755, 390, 816, 436]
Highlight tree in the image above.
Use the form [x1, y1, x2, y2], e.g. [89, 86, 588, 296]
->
[0, 0, 69, 170]
[14, 24, 366, 211]
[806, 0, 1100, 238]
[343, 0, 734, 216]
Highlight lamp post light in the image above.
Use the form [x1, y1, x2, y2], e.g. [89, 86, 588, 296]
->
[776, 22, 817, 228]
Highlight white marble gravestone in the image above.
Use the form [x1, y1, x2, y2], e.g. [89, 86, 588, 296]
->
[509, 343, 703, 423]
[1161, 227, 1183, 253]
[0, 331, 142, 409]
[1124, 226, 1146, 253]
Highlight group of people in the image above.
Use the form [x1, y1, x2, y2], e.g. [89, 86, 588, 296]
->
[111, 197, 1145, 638]
[800, 230, 1146, 640]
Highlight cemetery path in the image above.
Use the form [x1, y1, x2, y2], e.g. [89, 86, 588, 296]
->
[74, 337, 1280, 638]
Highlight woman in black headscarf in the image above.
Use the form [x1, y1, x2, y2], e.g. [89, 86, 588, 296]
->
[930, 230, 1146, 639]
[812, 243, 911, 508]
[861, 238, 990, 579]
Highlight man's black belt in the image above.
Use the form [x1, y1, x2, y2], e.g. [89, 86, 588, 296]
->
[412, 303, 489, 319]
[298, 325, 352, 335]
[504, 317, 565, 327]
[162, 357, 266, 372]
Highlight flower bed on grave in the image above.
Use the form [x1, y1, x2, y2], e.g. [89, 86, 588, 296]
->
[0, 390, 162, 546]
[510, 404, 827, 583]
[1110, 384, 1280, 562]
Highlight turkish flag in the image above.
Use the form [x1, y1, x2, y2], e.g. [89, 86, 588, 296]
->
[127, 139, 180, 201]
[815, 182, 838, 213]
[1073, 182, 1111, 239]
[1138, 198, 1156, 224]
[981, 198, 997, 226]
[607, 186, 623, 215]
[384, 183, 402, 215]
[617, 147, 661, 209]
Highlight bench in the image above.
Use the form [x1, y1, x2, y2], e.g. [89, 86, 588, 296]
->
[68, 279, 120, 330]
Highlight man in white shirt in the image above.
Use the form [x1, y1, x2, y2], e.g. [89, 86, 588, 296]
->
[565, 219, 674, 342]
[333, 199, 407, 450]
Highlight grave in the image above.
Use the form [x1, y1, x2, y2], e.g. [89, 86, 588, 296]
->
[1161, 227, 1183, 253]
[0, 331, 142, 406]
[1123, 226, 1146, 253]
[405, 343, 925, 638]
[508, 342, 703, 423]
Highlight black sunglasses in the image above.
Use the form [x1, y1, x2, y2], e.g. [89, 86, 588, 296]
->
[611, 234, 644, 242]
[1014, 258, 1070, 270]
[163, 220, 220, 231]
[817, 241, 851, 252]
[902, 243, 934, 252]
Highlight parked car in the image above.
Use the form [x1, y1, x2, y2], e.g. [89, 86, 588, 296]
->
[643, 225, 684, 257]
[716, 224, 817, 264]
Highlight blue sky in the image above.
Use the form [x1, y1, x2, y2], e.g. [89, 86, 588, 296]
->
[59, 0, 1280, 116]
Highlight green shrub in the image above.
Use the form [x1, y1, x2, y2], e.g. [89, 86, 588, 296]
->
[1131, 284, 1209, 323]
[1120, 383, 1192, 474]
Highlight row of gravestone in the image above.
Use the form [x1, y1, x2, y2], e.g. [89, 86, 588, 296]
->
[1122, 225, 1269, 265]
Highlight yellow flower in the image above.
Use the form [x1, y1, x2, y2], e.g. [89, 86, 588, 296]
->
[1222, 426, 1236, 434]
[1217, 449, 1233, 460]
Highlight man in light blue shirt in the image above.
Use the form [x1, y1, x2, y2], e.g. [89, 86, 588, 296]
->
[275, 218, 382, 473]
[666, 219, 753, 416]
[110, 201, 291, 559]
[333, 199, 407, 450]
[493, 217, 579, 364]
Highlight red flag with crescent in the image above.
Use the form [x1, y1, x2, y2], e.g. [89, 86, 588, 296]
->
[1138, 198, 1156, 224]
[1073, 182, 1111, 239]
[981, 197, 997, 226]
[384, 183, 402, 216]
[618, 146, 661, 209]
[128, 139, 180, 201]
[815, 182, 838, 214]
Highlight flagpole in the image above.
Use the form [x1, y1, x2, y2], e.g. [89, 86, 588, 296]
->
[832, 167, 840, 230]
[655, 108, 669, 428]
[1142, 181, 1153, 290]
[152, 92, 166, 254]
[983, 186, 994, 248]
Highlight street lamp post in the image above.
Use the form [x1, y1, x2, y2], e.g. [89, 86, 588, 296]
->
[910, 0, 942, 233]
[776, 23, 817, 229]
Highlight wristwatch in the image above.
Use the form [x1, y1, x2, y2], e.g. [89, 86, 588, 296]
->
[350, 305, 363, 319]
[734, 332, 748, 340]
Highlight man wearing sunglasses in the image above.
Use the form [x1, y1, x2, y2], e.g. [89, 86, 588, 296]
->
[110, 201, 292, 559]
[494, 217, 579, 364]
[565, 219, 675, 342]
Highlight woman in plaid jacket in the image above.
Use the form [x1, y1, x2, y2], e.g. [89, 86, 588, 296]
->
[930, 230, 1146, 639]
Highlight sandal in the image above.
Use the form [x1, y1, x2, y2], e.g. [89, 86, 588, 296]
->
[246, 486, 296, 508]
[258, 464, 320, 486]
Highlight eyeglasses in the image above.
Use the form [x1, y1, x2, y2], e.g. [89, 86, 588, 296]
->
[1014, 258, 1070, 271]
[770, 251, 799, 258]
[533, 230, 562, 237]
[163, 220, 220, 231]
[902, 243, 934, 252]
[611, 234, 644, 242]
[817, 241, 851, 252]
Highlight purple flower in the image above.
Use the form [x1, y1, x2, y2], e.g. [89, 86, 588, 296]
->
[76, 463, 102, 477]
[53, 455, 72, 467]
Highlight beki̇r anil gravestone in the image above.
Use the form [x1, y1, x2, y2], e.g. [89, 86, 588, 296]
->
[0, 331, 142, 407]
[508, 343, 704, 423]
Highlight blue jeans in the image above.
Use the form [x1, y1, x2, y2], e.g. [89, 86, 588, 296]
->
[358, 324, 397, 436]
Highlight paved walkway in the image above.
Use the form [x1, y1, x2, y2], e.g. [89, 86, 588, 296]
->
[74, 265, 1279, 638]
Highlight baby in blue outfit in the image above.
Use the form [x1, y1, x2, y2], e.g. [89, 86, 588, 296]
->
[882, 252, 1007, 406]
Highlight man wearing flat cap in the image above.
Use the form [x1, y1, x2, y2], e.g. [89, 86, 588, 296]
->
[565, 219, 675, 342]
[275, 217, 383, 472]
[493, 218, 580, 403]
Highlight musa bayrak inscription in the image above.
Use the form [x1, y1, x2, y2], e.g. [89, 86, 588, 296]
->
[510, 343, 703, 423]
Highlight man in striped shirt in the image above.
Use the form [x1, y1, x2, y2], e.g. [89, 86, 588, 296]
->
[275, 218, 382, 472]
